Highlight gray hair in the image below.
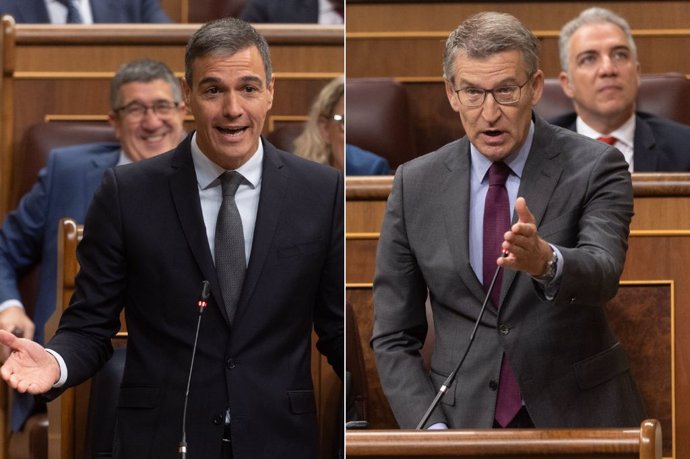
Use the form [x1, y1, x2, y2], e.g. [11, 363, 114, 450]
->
[110, 58, 182, 109]
[443, 12, 540, 85]
[185, 17, 272, 87]
[559, 7, 637, 72]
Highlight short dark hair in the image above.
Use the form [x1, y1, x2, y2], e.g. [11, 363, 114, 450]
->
[184, 17, 272, 87]
[110, 58, 181, 110]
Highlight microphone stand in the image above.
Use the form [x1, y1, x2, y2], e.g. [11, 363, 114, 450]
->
[416, 257, 505, 430]
[179, 281, 211, 458]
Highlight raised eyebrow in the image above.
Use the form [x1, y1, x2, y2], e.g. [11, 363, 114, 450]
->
[198, 76, 223, 88]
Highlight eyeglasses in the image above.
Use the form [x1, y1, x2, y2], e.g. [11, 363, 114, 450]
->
[453, 78, 532, 107]
[332, 113, 344, 131]
[114, 100, 180, 121]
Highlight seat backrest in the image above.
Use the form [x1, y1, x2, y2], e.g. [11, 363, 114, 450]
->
[536, 73, 690, 126]
[266, 123, 304, 153]
[187, 0, 247, 21]
[12, 122, 117, 206]
[346, 78, 415, 170]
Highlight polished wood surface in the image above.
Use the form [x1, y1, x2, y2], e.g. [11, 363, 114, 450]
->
[346, 419, 662, 459]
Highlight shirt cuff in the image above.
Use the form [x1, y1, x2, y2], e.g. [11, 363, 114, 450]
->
[0, 299, 24, 313]
[44, 349, 67, 388]
[427, 422, 448, 430]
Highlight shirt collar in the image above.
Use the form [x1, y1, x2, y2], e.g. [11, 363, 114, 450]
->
[190, 132, 263, 191]
[576, 113, 636, 149]
[470, 120, 534, 183]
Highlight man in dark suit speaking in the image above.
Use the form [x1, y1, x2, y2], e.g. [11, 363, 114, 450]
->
[0, 17, 343, 459]
[371, 11, 645, 430]
[552, 7, 690, 172]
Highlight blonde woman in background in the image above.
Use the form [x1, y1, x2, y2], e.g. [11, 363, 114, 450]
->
[295, 76, 390, 175]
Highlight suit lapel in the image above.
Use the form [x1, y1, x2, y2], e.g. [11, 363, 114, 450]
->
[232, 140, 287, 324]
[168, 136, 225, 319]
[21, 0, 50, 22]
[441, 139, 489, 309]
[631, 115, 659, 171]
[84, 146, 119, 211]
[501, 117, 563, 303]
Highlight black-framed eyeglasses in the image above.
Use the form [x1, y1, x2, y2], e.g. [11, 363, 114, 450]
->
[114, 100, 180, 121]
[453, 77, 532, 107]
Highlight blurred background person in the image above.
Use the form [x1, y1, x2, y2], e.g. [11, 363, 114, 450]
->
[0, 58, 186, 432]
[294, 76, 390, 175]
[552, 7, 690, 171]
[241, 0, 343, 24]
[0, 0, 171, 23]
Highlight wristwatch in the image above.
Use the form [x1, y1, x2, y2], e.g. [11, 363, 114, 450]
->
[534, 249, 558, 282]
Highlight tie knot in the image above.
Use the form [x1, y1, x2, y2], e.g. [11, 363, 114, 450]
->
[488, 161, 510, 186]
[219, 171, 243, 197]
[597, 136, 617, 146]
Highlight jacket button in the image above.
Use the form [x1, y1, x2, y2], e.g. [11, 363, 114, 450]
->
[212, 414, 223, 425]
[498, 324, 510, 335]
[489, 380, 498, 391]
[226, 358, 236, 369]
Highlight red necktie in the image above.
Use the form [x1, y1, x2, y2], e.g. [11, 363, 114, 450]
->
[483, 162, 522, 427]
[597, 136, 617, 145]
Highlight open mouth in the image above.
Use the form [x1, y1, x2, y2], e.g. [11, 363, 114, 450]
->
[217, 126, 248, 136]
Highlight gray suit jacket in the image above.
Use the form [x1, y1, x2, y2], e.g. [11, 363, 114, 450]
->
[371, 115, 645, 429]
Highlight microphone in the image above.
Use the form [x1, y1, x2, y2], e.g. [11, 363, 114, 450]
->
[179, 280, 211, 458]
[415, 251, 507, 430]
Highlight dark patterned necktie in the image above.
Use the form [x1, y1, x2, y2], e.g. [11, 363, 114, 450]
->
[57, 0, 83, 23]
[214, 171, 246, 325]
[483, 161, 522, 427]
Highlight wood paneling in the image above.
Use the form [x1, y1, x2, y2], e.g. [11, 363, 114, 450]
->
[0, 21, 343, 218]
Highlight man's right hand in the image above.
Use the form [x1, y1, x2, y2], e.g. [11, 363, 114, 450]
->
[0, 306, 36, 362]
[0, 329, 59, 394]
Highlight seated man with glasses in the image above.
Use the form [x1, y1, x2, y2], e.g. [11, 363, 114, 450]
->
[0, 57, 186, 433]
[372, 11, 644, 431]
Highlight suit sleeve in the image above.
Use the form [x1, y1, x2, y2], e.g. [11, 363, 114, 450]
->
[46, 168, 125, 388]
[140, 0, 171, 22]
[371, 165, 447, 428]
[313, 170, 344, 379]
[0, 153, 57, 305]
[551, 146, 634, 306]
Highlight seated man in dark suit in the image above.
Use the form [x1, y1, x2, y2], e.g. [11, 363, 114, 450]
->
[0, 58, 186, 431]
[0, 0, 170, 23]
[241, 0, 343, 24]
[552, 7, 690, 171]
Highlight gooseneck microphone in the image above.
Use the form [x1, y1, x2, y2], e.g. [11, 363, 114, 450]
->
[415, 252, 507, 430]
[179, 280, 211, 458]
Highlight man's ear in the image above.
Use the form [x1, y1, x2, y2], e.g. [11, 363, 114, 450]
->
[445, 79, 461, 113]
[558, 71, 575, 99]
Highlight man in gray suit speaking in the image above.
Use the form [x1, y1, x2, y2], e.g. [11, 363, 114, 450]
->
[371, 11, 645, 430]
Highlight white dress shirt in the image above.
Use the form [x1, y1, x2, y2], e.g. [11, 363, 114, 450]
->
[576, 114, 636, 173]
[45, 0, 94, 24]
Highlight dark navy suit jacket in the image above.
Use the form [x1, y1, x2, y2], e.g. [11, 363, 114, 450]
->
[550, 111, 690, 172]
[241, 0, 318, 23]
[0, 142, 120, 429]
[45, 134, 343, 458]
[0, 0, 170, 23]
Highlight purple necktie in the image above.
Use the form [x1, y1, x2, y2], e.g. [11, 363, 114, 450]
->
[483, 161, 522, 427]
